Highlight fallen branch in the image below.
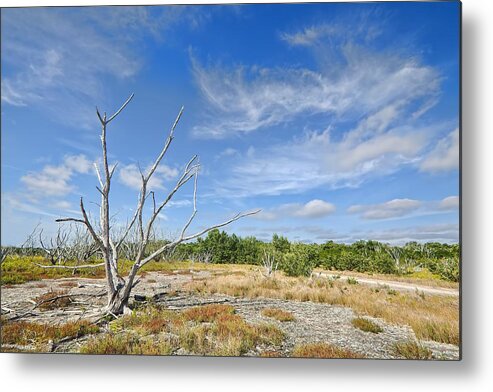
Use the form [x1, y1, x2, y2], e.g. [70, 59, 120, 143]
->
[35, 262, 105, 269]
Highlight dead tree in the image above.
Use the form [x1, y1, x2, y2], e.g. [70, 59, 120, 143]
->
[56, 95, 259, 315]
[66, 224, 99, 273]
[19, 224, 41, 258]
[39, 226, 70, 265]
[0, 247, 10, 265]
[261, 250, 278, 278]
[385, 246, 408, 274]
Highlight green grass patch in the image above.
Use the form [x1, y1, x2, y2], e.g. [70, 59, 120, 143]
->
[393, 341, 434, 359]
[351, 317, 383, 334]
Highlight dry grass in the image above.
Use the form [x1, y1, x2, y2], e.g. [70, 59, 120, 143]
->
[292, 342, 365, 359]
[260, 350, 283, 357]
[83, 304, 285, 356]
[81, 334, 175, 355]
[34, 289, 72, 310]
[393, 341, 434, 359]
[58, 281, 78, 288]
[187, 272, 459, 345]
[351, 317, 383, 334]
[1, 319, 99, 350]
[261, 307, 295, 322]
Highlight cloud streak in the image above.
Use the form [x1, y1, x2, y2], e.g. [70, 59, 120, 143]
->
[348, 196, 459, 220]
[256, 199, 336, 220]
[420, 128, 459, 173]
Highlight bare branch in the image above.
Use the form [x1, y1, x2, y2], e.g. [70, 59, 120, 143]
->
[96, 107, 104, 125]
[94, 162, 104, 188]
[106, 93, 135, 124]
[179, 171, 198, 240]
[145, 106, 184, 182]
[139, 209, 260, 267]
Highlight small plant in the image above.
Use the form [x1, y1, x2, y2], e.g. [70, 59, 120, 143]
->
[415, 289, 426, 300]
[292, 342, 365, 359]
[261, 307, 295, 322]
[387, 288, 398, 296]
[347, 277, 358, 285]
[351, 317, 383, 334]
[393, 341, 433, 359]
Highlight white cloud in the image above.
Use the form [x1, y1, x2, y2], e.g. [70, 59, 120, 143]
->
[348, 195, 459, 220]
[20, 154, 92, 197]
[439, 195, 460, 210]
[118, 163, 179, 191]
[348, 199, 422, 220]
[256, 199, 335, 220]
[216, 122, 433, 197]
[215, 148, 239, 160]
[420, 128, 459, 172]
[64, 154, 93, 174]
[292, 199, 336, 218]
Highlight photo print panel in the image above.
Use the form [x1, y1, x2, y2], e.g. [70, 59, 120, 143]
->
[0, 1, 461, 360]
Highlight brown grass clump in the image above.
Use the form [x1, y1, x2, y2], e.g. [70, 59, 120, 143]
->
[182, 304, 235, 323]
[186, 272, 459, 345]
[393, 341, 434, 359]
[261, 307, 295, 322]
[292, 343, 365, 359]
[351, 317, 383, 334]
[35, 290, 72, 310]
[1, 319, 99, 350]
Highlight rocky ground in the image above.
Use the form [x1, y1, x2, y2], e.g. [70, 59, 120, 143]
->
[0, 270, 460, 359]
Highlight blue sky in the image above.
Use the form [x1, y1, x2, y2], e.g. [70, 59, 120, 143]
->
[1, 2, 460, 246]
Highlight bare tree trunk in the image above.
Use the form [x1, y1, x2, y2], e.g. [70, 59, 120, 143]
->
[56, 94, 259, 315]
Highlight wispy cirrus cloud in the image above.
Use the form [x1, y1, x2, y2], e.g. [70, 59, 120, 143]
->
[191, 22, 440, 139]
[214, 120, 439, 197]
[420, 128, 459, 173]
[1, 7, 209, 128]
